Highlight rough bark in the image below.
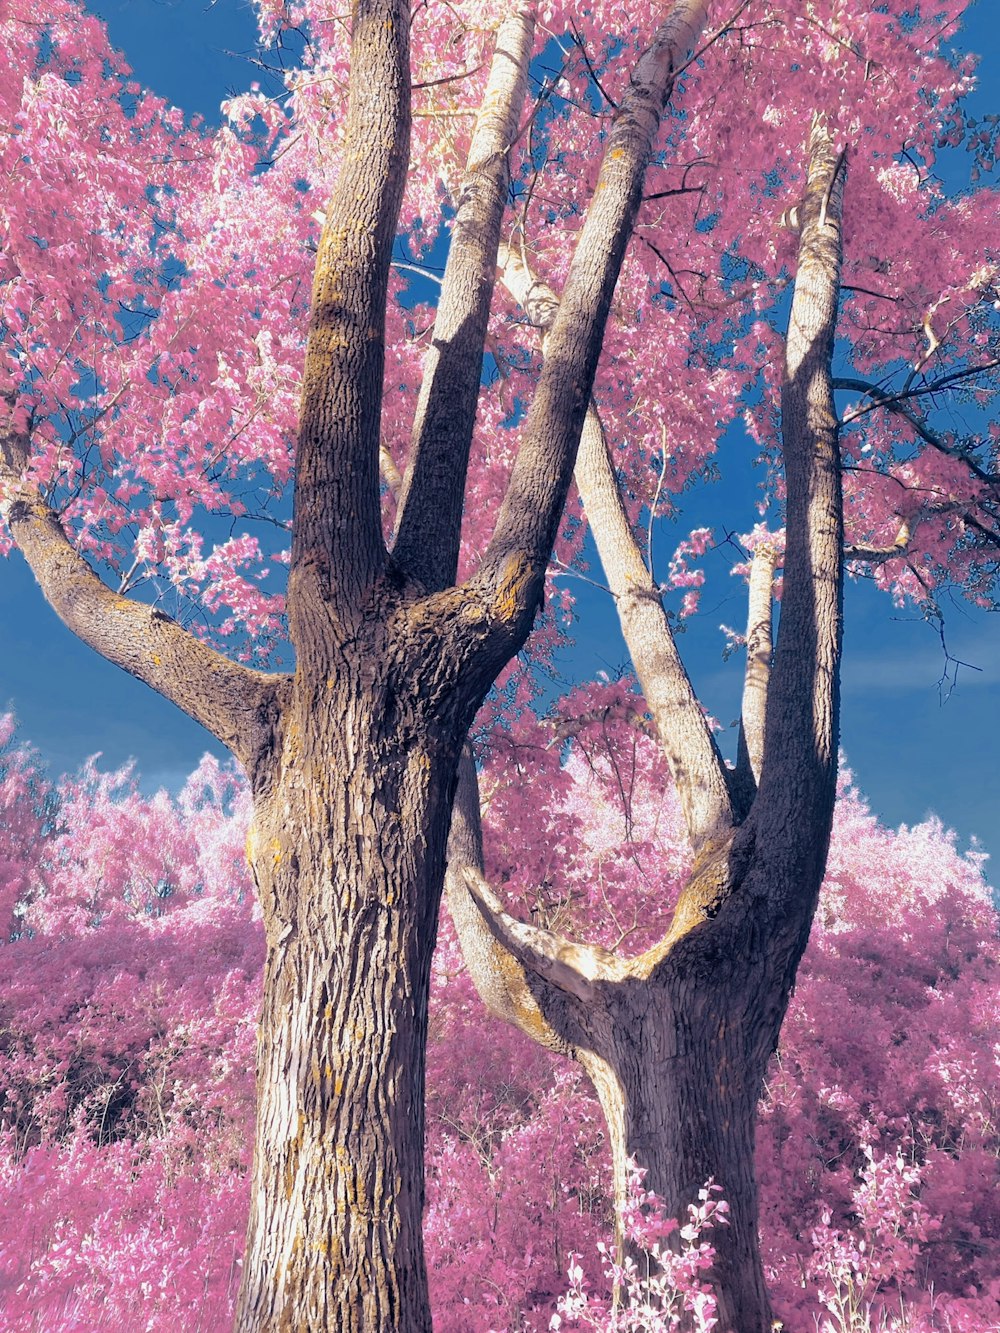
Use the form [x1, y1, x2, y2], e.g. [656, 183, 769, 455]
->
[235, 634, 471, 1332]
[449, 116, 846, 1332]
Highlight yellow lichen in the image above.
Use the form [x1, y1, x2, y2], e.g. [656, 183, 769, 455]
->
[495, 552, 533, 623]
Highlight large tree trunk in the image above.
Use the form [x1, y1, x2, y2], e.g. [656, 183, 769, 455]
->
[235, 662, 465, 1332]
[598, 976, 769, 1330]
[592, 846, 821, 1332]
[2, 0, 711, 1323]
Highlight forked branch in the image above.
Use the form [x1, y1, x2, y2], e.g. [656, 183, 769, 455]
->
[289, 0, 411, 627]
[462, 867, 627, 1002]
[446, 751, 574, 1053]
[469, 0, 710, 646]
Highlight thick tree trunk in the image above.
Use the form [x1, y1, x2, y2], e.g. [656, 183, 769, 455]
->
[602, 984, 769, 1331]
[597, 862, 812, 1332]
[234, 670, 463, 1333]
[558, 826, 807, 1333]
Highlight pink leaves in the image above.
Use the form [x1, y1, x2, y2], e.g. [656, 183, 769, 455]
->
[3, 0, 998, 654]
[551, 1166, 728, 1331]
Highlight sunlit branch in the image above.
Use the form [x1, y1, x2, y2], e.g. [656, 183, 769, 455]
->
[496, 241, 737, 848]
[734, 542, 777, 796]
[394, 1, 537, 592]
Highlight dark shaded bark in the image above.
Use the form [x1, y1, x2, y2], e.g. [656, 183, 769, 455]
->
[235, 615, 471, 1331]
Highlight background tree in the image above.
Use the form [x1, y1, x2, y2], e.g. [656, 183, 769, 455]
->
[448, 119, 849, 1329]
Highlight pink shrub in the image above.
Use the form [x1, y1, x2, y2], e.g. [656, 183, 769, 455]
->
[0, 716, 997, 1330]
[551, 1169, 729, 1332]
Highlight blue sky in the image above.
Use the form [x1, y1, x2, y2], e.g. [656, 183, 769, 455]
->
[2, 0, 998, 876]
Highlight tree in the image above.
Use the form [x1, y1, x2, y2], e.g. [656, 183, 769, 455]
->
[439, 13, 999, 1333]
[448, 118, 849, 1329]
[1, 0, 997, 1327]
[0, 0, 719, 1325]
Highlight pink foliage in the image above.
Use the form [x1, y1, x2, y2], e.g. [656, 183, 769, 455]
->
[3, 0, 998, 647]
[1, 715, 997, 1329]
[1, 0, 999, 1323]
[552, 1170, 729, 1332]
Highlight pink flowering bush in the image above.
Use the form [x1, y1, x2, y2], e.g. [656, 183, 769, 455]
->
[551, 1169, 729, 1332]
[1, 710, 998, 1330]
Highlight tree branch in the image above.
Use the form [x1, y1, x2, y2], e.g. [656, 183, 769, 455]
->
[497, 243, 738, 848]
[462, 866, 627, 1002]
[392, 1, 537, 592]
[446, 749, 590, 1054]
[755, 115, 845, 870]
[836, 375, 1000, 487]
[288, 0, 411, 635]
[469, 0, 710, 645]
[1, 418, 284, 778]
[844, 517, 912, 564]
[734, 542, 777, 797]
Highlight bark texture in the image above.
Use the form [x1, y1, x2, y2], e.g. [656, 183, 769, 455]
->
[394, 2, 537, 589]
[236, 637, 470, 1331]
[449, 116, 847, 1331]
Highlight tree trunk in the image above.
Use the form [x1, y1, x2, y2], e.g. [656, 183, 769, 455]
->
[600, 979, 770, 1331]
[234, 667, 463, 1333]
[592, 847, 813, 1333]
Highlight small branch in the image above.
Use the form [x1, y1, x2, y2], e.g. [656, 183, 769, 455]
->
[569, 19, 619, 109]
[844, 517, 912, 564]
[836, 376, 999, 487]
